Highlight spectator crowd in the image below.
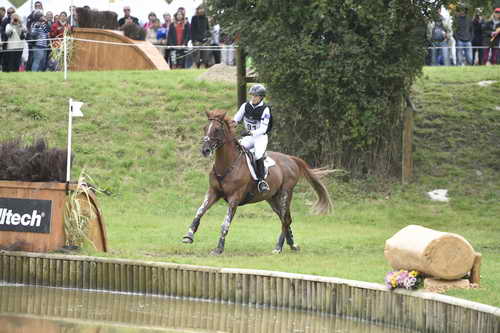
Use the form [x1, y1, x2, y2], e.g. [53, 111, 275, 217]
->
[0, 1, 74, 72]
[2, 2, 496, 72]
[426, 6, 500, 66]
[0, 2, 235, 72]
[118, 5, 234, 69]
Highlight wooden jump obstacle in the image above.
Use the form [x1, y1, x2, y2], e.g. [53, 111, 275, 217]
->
[0, 181, 107, 253]
[70, 28, 169, 71]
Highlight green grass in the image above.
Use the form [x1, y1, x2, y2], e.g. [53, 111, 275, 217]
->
[1, 67, 499, 307]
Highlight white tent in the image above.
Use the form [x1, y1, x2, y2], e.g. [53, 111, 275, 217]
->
[17, 0, 202, 24]
[0, 0, 15, 9]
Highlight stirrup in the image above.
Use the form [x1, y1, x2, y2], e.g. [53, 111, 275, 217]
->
[258, 180, 270, 193]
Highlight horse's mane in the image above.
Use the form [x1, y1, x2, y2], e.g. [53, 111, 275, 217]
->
[208, 109, 237, 138]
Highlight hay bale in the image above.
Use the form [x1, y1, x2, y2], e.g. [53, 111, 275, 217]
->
[384, 225, 476, 280]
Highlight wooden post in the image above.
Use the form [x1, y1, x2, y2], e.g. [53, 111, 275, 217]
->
[402, 96, 415, 184]
[470, 253, 481, 285]
[236, 46, 247, 108]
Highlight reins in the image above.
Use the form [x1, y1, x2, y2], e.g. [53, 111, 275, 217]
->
[212, 149, 243, 185]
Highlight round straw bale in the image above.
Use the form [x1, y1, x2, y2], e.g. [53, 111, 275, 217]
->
[384, 225, 476, 280]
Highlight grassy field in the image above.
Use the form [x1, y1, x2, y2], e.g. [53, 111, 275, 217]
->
[1, 67, 499, 307]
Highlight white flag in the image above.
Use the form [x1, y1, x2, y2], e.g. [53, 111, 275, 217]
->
[70, 100, 84, 117]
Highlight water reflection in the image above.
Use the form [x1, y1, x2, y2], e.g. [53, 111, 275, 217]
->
[0, 284, 410, 333]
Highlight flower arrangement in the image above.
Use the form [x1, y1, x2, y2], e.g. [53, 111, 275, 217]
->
[385, 270, 422, 290]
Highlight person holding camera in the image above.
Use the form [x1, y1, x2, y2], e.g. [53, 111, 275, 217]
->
[3, 13, 26, 72]
[427, 9, 451, 66]
[25, 1, 43, 71]
[31, 11, 50, 72]
[1, 7, 15, 71]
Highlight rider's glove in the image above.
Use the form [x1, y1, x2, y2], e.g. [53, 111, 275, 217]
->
[240, 129, 251, 137]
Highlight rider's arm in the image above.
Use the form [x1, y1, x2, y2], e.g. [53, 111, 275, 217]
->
[251, 107, 270, 136]
[233, 103, 246, 123]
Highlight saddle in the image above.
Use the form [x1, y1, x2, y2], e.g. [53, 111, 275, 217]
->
[241, 147, 276, 181]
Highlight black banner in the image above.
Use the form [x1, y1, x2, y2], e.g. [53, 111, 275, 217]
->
[0, 198, 52, 234]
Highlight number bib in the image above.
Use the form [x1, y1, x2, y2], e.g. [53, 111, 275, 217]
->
[244, 118, 259, 131]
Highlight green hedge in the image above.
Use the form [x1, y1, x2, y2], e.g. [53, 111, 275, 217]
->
[207, 0, 482, 176]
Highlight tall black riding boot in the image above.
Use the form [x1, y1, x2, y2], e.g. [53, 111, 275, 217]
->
[256, 158, 270, 192]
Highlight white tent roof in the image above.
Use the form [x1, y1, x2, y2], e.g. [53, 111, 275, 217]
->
[0, 0, 15, 9]
[17, 0, 202, 24]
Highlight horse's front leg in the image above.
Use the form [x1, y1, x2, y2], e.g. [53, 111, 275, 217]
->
[182, 190, 220, 244]
[210, 200, 239, 255]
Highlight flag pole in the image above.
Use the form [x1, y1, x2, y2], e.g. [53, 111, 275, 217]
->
[66, 98, 73, 182]
[70, 0, 74, 26]
[63, 32, 68, 80]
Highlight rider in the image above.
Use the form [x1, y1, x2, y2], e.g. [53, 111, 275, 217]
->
[233, 84, 272, 193]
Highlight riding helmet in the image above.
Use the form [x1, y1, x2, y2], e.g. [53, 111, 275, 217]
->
[248, 84, 266, 97]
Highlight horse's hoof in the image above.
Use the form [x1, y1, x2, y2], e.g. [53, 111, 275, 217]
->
[272, 248, 282, 254]
[291, 245, 300, 252]
[182, 236, 193, 244]
[210, 248, 223, 256]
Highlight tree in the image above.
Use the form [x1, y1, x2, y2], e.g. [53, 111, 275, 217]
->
[206, 0, 490, 176]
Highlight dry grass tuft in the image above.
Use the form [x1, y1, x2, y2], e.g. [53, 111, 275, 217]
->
[64, 171, 102, 249]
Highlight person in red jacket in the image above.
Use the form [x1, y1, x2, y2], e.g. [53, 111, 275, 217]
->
[48, 11, 70, 70]
[50, 11, 70, 42]
[167, 11, 190, 69]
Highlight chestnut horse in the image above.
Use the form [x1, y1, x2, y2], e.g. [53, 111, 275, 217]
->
[182, 110, 333, 255]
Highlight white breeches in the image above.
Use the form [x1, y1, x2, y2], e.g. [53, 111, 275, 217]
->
[240, 134, 268, 160]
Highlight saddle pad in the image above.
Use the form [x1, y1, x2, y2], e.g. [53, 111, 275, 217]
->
[245, 155, 276, 181]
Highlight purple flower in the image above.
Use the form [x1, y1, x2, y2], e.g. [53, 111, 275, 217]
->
[384, 270, 421, 290]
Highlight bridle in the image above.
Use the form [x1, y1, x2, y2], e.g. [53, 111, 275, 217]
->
[204, 117, 243, 185]
[203, 118, 231, 153]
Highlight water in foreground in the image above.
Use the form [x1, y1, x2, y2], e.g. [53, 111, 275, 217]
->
[0, 283, 412, 332]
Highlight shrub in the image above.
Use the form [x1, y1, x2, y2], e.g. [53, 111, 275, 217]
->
[122, 23, 146, 41]
[76, 7, 118, 30]
[0, 138, 71, 182]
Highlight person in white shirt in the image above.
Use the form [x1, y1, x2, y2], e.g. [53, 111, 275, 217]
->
[4, 14, 26, 72]
[233, 84, 273, 192]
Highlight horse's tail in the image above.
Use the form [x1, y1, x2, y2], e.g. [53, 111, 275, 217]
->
[291, 156, 333, 215]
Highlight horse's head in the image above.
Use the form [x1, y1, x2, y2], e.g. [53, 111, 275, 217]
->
[202, 110, 232, 157]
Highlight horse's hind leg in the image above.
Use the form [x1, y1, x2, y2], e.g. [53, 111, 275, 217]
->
[182, 190, 220, 244]
[269, 190, 299, 253]
[284, 212, 300, 251]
